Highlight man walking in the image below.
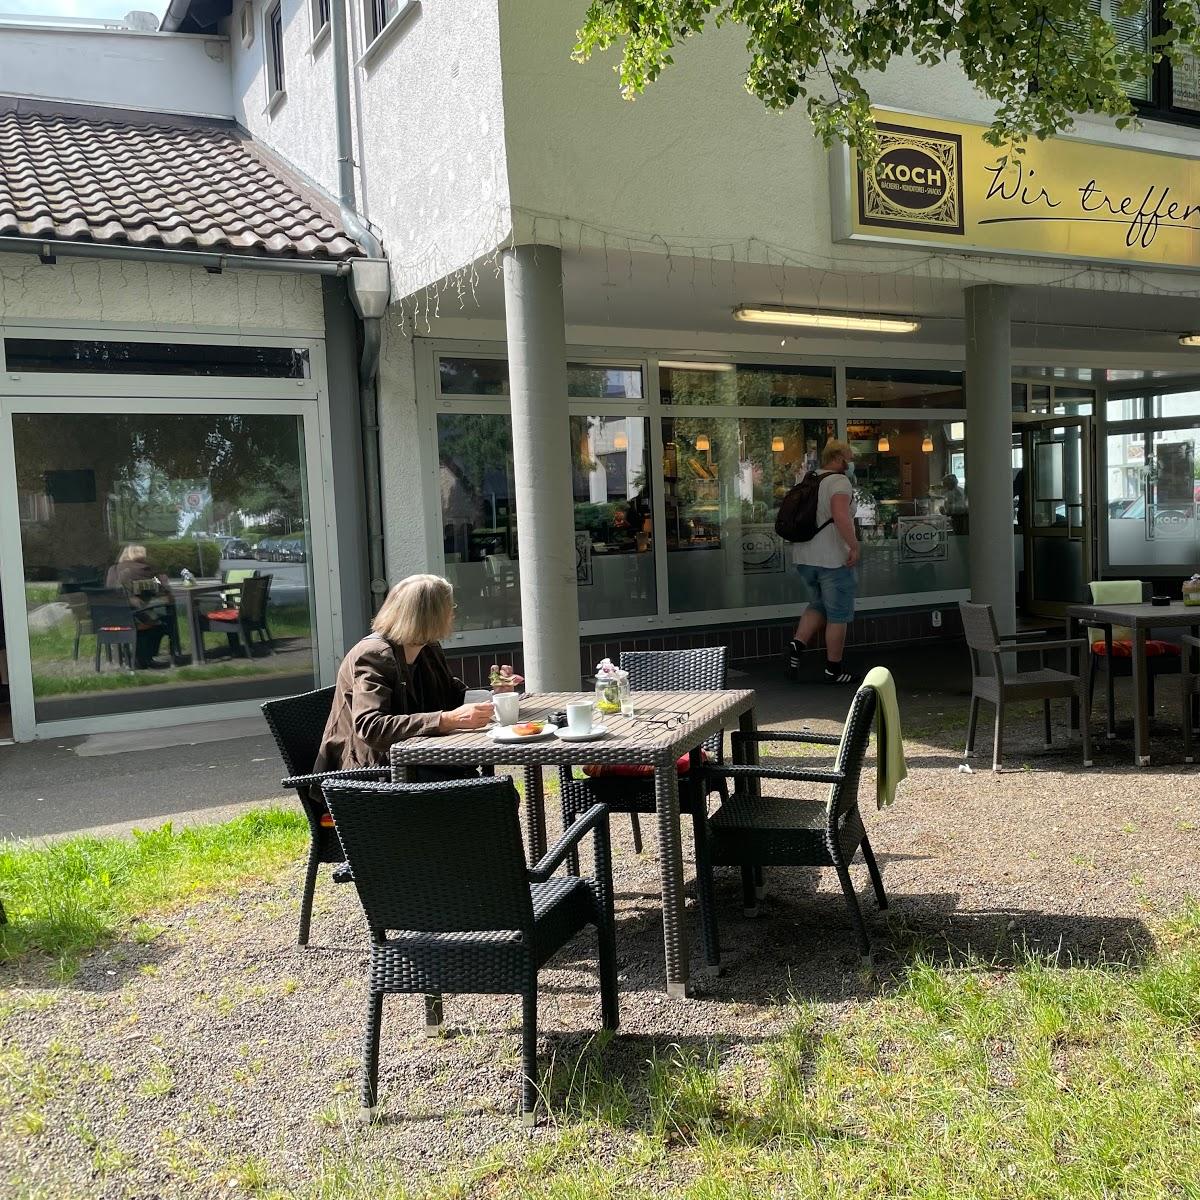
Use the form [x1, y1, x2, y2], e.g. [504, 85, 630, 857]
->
[785, 438, 859, 683]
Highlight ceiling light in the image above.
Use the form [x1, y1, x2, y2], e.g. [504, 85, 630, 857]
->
[659, 360, 735, 372]
[733, 305, 921, 334]
[877, 433, 891, 452]
[613, 431, 628, 450]
[694, 433, 711, 451]
[1179, 333, 1200, 347]
[771, 436, 785, 452]
[921, 433, 934, 453]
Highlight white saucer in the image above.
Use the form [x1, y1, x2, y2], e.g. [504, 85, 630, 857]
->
[553, 724, 608, 742]
[489, 723, 559, 743]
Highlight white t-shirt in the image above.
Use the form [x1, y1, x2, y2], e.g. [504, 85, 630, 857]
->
[790, 470, 855, 569]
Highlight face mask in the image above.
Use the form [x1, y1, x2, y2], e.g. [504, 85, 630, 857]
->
[845, 463, 856, 482]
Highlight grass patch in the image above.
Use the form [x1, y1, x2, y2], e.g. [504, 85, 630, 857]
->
[0, 809, 307, 970]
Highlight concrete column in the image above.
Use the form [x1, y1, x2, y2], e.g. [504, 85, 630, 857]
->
[503, 244, 581, 690]
[964, 285, 1016, 634]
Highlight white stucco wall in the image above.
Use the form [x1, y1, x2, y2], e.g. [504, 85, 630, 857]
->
[0, 252, 325, 330]
[0, 25, 233, 118]
[228, 0, 512, 299]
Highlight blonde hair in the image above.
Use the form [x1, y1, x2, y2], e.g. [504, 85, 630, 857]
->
[821, 439, 853, 468]
[372, 574, 455, 646]
[118, 544, 148, 563]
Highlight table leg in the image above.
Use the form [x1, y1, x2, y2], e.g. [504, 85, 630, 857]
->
[738, 707, 765, 900]
[1132, 627, 1150, 767]
[187, 593, 206, 665]
[1066, 617, 1080, 732]
[654, 763, 690, 999]
[522, 765, 547, 867]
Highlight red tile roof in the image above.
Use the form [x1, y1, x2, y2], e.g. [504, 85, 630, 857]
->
[0, 102, 360, 260]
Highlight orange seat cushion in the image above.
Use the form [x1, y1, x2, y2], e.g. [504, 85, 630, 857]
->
[582, 750, 710, 779]
[99, 625, 132, 632]
[204, 609, 240, 621]
[319, 812, 335, 828]
[1090, 639, 1181, 658]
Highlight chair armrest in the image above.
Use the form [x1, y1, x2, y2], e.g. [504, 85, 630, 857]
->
[1000, 637, 1088, 654]
[732, 729, 842, 747]
[529, 803, 609, 882]
[998, 629, 1058, 642]
[704, 763, 846, 786]
[1182, 634, 1200, 651]
[281, 767, 390, 791]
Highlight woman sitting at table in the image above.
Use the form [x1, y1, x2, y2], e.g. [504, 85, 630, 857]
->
[105, 544, 175, 670]
[313, 573, 494, 774]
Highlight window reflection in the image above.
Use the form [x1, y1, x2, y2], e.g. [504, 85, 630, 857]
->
[659, 363, 833, 406]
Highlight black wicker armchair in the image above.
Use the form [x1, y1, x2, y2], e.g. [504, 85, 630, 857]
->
[321, 775, 618, 1127]
[260, 686, 387, 945]
[699, 684, 888, 960]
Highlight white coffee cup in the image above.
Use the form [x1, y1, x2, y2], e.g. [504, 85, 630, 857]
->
[566, 702, 593, 735]
[492, 691, 520, 725]
[464, 688, 491, 706]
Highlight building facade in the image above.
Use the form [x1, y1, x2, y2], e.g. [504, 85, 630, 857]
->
[4, 1, 1200, 736]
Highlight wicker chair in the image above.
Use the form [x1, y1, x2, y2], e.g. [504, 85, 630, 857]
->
[1180, 635, 1200, 763]
[86, 590, 138, 672]
[960, 601, 1092, 772]
[321, 775, 619, 1127]
[260, 686, 387, 945]
[698, 684, 887, 959]
[198, 574, 275, 658]
[558, 647, 728, 965]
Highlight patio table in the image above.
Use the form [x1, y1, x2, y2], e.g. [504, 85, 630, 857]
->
[169, 580, 241, 666]
[1065, 600, 1200, 766]
[389, 687, 757, 998]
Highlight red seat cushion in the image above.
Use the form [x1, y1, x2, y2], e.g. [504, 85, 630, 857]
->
[319, 812, 335, 828]
[1090, 639, 1181, 657]
[204, 608, 240, 621]
[582, 749, 710, 778]
[99, 625, 132, 632]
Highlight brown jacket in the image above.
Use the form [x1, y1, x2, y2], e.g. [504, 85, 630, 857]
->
[313, 635, 466, 772]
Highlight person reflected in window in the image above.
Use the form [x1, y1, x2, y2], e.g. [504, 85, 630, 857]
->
[939, 473, 969, 535]
[313, 573, 494, 775]
[106, 544, 174, 669]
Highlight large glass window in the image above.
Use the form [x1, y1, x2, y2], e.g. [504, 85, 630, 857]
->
[846, 367, 964, 408]
[1107, 426, 1200, 567]
[662, 417, 835, 612]
[660, 363, 833, 406]
[846, 419, 970, 598]
[438, 358, 643, 399]
[14, 413, 316, 722]
[437, 413, 654, 629]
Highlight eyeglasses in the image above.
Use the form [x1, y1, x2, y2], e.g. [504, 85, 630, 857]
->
[632, 710, 691, 731]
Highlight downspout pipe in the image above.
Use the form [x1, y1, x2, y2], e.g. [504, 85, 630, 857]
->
[158, 0, 191, 32]
[330, 0, 390, 613]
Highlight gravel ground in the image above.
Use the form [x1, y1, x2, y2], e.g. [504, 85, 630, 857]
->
[3, 670, 1199, 1198]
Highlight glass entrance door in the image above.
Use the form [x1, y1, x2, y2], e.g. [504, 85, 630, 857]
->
[1017, 414, 1094, 618]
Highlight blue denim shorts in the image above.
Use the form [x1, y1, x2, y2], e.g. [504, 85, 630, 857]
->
[794, 564, 856, 624]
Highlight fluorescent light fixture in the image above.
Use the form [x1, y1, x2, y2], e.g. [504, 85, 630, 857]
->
[733, 305, 921, 334]
[1179, 333, 1200, 347]
[771, 436, 785, 452]
[694, 433, 711, 451]
[659, 360, 735, 372]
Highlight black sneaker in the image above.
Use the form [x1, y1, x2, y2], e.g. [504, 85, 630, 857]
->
[823, 665, 856, 685]
[785, 639, 804, 681]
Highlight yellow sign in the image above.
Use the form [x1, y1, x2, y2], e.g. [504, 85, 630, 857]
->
[834, 109, 1200, 270]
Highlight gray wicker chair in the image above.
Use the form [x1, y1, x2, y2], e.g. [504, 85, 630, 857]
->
[559, 647, 729, 968]
[699, 684, 887, 959]
[321, 775, 618, 1127]
[1180, 634, 1200, 763]
[960, 601, 1092, 772]
[260, 686, 387, 945]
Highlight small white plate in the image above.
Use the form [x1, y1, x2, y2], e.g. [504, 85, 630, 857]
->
[553, 724, 609, 742]
[489, 723, 559, 744]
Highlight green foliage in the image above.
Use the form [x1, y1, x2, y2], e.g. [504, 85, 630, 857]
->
[575, 0, 1200, 148]
[140, 539, 221, 578]
[0, 809, 307, 970]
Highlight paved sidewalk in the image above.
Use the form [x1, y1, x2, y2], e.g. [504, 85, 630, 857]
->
[0, 642, 971, 842]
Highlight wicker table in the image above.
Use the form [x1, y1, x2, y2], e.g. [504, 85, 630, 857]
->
[389, 688, 757, 998]
[1065, 599, 1200, 766]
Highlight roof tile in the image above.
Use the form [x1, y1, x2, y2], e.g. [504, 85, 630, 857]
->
[0, 107, 361, 260]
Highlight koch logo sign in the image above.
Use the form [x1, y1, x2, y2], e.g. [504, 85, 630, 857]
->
[898, 516, 949, 563]
[1149, 504, 1195, 541]
[857, 123, 964, 235]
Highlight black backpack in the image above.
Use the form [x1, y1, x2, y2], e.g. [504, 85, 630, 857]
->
[775, 471, 833, 543]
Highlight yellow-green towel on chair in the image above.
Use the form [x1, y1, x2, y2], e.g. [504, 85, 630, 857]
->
[863, 665, 907, 808]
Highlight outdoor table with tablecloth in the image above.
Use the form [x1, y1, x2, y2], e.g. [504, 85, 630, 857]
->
[389, 688, 757, 998]
[1066, 599, 1200, 767]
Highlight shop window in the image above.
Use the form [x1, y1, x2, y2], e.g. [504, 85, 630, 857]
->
[662, 417, 835, 613]
[3, 339, 310, 379]
[436, 413, 653, 630]
[847, 419, 970, 599]
[1107, 427, 1200, 568]
[659, 362, 834, 407]
[1150, 391, 1200, 419]
[846, 367, 965, 409]
[436, 357, 643, 399]
[1108, 392, 1146, 422]
[13, 413, 317, 722]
